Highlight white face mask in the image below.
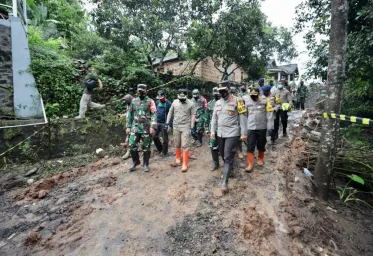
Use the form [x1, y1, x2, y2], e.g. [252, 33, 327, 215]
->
[278, 85, 284, 89]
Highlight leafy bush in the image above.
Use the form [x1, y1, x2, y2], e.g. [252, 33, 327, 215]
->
[29, 26, 82, 117]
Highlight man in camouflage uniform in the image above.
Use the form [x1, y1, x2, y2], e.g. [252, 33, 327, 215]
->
[126, 84, 157, 172]
[191, 89, 207, 147]
[297, 81, 308, 110]
[118, 94, 134, 160]
[206, 87, 221, 171]
[238, 82, 249, 98]
[211, 81, 248, 194]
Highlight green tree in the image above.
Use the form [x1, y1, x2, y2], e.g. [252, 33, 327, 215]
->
[295, 0, 373, 118]
[188, 1, 297, 80]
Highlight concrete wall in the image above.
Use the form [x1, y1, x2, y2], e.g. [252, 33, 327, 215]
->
[0, 116, 126, 166]
[0, 20, 14, 117]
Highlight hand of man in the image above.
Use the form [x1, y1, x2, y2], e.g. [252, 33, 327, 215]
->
[210, 133, 216, 140]
[126, 128, 131, 134]
[240, 135, 247, 142]
[205, 130, 210, 135]
[150, 128, 155, 135]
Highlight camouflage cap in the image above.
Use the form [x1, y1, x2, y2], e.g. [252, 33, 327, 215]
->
[192, 89, 199, 96]
[212, 87, 219, 95]
[137, 84, 147, 91]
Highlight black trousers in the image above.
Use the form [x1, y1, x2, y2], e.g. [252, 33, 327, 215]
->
[247, 130, 267, 153]
[217, 136, 239, 165]
[274, 110, 288, 135]
[153, 123, 169, 154]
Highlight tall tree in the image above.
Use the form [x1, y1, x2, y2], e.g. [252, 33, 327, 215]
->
[314, 0, 348, 200]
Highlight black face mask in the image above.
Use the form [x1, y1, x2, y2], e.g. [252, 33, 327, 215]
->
[179, 98, 186, 103]
[139, 91, 146, 98]
[193, 96, 199, 100]
[241, 88, 247, 93]
[251, 95, 259, 101]
[263, 91, 270, 97]
[214, 94, 220, 101]
[219, 90, 229, 100]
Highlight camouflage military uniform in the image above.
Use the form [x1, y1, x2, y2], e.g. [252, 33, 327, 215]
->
[207, 98, 218, 149]
[297, 85, 308, 110]
[127, 96, 157, 153]
[191, 94, 207, 145]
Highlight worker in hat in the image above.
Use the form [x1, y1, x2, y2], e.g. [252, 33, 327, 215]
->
[76, 68, 105, 118]
[211, 81, 247, 194]
[126, 84, 157, 172]
[118, 94, 134, 160]
[238, 82, 249, 98]
[230, 86, 238, 96]
[262, 85, 278, 143]
[191, 89, 207, 147]
[153, 89, 172, 157]
[297, 81, 308, 110]
[166, 89, 195, 172]
[274, 80, 293, 137]
[244, 87, 273, 172]
[206, 87, 221, 171]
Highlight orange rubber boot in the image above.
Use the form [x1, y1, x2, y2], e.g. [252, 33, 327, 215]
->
[258, 151, 265, 166]
[176, 148, 182, 165]
[182, 151, 189, 172]
[245, 152, 254, 172]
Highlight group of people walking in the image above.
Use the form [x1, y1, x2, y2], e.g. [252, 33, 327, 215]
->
[77, 70, 308, 195]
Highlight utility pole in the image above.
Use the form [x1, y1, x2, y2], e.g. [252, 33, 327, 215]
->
[314, 0, 349, 200]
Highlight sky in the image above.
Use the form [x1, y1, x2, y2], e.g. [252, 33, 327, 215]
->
[261, 0, 309, 78]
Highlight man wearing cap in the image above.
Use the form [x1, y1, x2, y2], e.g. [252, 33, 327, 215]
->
[76, 68, 105, 118]
[297, 81, 308, 110]
[166, 89, 195, 172]
[211, 81, 247, 194]
[127, 84, 157, 172]
[274, 80, 293, 137]
[245, 87, 273, 172]
[206, 87, 221, 171]
[238, 82, 249, 98]
[191, 89, 207, 147]
[153, 89, 172, 157]
[118, 93, 134, 160]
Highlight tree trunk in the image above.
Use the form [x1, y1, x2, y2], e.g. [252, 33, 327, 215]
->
[314, 0, 348, 200]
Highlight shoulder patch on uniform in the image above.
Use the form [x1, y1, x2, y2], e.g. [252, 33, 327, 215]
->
[237, 98, 246, 114]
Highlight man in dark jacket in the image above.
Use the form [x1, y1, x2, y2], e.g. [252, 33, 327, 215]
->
[153, 89, 172, 156]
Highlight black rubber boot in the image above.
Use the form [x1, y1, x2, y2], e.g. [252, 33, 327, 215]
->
[162, 140, 168, 156]
[229, 162, 235, 178]
[197, 132, 203, 146]
[153, 137, 163, 153]
[221, 163, 230, 192]
[143, 151, 151, 172]
[129, 151, 140, 172]
[210, 149, 219, 171]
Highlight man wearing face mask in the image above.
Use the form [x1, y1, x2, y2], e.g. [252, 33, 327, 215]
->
[206, 87, 221, 171]
[238, 82, 248, 98]
[166, 89, 195, 172]
[127, 84, 157, 172]
[118, 94, 134, 160]
[153, 89, 172, 157]
[274, 81, 293, 137]
[211, 81, 248, 194]
[191, 89, 207, 147]
[245, 87, 273, 172]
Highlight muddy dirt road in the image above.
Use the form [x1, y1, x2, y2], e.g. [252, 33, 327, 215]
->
[1, 111, 373, 256]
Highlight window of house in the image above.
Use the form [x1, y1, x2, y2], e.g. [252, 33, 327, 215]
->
[179, 62, 183, 66]
[160, 67, 165, 73]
